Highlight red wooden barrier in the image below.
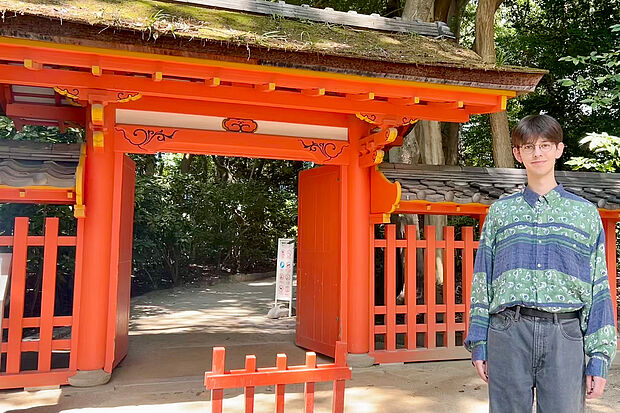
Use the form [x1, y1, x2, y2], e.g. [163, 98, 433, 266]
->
[370, 224, 478, 363]
[205, 341, 352, 413]
[371, 222, 620, 363]
[0, 217, 82, 389]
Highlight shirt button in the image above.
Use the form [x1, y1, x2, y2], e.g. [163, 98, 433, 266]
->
[538, 240, 542, 244]
[537, 263, 542, 268]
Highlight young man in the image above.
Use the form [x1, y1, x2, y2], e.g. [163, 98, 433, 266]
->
[464, 114, 617, 413]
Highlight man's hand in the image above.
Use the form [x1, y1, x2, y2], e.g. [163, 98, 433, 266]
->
[473, 360, 488, 383]
[586, 375, 606, 399]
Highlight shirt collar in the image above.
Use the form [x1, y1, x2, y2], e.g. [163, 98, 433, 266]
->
[523, 184, 564, 208]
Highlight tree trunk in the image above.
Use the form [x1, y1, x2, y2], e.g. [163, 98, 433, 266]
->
[474, 0, 514, 168]
[490, 112, 513, 167]
[443, 123, 459, 165]
[402, 0, 434, 21]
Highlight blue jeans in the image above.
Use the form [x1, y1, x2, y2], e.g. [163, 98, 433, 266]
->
[487, 307, 585, 413]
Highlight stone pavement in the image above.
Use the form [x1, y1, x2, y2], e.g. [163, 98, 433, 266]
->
[1, 278, 618, 413]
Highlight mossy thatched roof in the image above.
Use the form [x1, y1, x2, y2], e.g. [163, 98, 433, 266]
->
[1, 0, 542, 72]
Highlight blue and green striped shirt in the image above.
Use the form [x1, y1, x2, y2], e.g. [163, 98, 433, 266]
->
[464, 184, 617, 378]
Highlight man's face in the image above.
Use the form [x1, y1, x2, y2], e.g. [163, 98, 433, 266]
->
[513, 138, 564, 179]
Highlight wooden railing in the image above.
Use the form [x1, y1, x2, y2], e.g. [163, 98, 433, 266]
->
[370, 224, 477, 363]
[0, 217, 83, 389]
[205, 341, 352, 413]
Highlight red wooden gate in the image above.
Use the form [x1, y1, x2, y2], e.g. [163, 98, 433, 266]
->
[0, 217, 83, 388]
[297, 166, 342, 357]
[370, 224, 476, 363]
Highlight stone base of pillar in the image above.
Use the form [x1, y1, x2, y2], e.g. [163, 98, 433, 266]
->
[68, 369, 111, 387]
[346, 353, 375, 368]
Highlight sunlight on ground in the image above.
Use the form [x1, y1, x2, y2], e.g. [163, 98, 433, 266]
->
[60, 402, 208, 412]
[0, 388, 60, 410]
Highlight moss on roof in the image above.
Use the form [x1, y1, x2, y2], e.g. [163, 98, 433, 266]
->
[0, 0, 543, 73]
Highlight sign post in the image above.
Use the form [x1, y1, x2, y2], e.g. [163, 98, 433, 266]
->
[274, 238, 295, 317]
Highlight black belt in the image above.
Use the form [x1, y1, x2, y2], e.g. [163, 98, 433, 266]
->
[507, 306, 580, 320]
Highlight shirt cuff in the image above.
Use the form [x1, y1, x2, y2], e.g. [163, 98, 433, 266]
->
[586, 355, 609, 379]
[471, 343, 487, 362]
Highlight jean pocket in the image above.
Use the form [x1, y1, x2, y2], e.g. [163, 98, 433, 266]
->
[489, 312, 513, 332]
[558, 318, 583, 341]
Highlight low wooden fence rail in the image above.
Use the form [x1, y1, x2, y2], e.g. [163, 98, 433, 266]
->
[205, 341, 351, 413]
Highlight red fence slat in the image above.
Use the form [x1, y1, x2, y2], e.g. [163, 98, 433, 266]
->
[6, 217, 29, 374]
[205, 341, 351, 413]
[444, 226, 455, 348]
[38, 218, 59, 372]
[384, 225, 396, 351]
[405, 225, 417, 350]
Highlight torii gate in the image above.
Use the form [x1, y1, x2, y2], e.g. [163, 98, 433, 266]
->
[0, 1, 546, 388]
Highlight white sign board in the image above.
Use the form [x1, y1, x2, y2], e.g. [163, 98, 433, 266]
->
[274, 238, 295, 316]
[0, 253, 12, 313]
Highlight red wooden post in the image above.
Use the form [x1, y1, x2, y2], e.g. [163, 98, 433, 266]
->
[603, 219, 618, 329]
[275, 354, 287, 413]
[384, 224, 396, 351]
[332, 342, 347, 413]
[7, 217, 29, 374]
[244, 355, 256, 413]
[211, 347, 226, 413]
[69, 217, 85, 372]
[462, 227, 474, 335]
[304, 352, 317, 413]
[424, 225, 436, 349]
[444, 226, 455, 348]
[38, 218, 59, 371]
[405, 225, 417, 350]
[369, 224, 376, 352]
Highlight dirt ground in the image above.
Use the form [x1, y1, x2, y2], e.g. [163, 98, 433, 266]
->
[1, 278, 618, 413]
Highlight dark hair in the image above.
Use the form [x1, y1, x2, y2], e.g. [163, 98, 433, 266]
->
[511, 114, 563, 147]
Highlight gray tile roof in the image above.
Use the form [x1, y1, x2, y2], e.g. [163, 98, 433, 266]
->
[0, 141, 80, 188]
[379, 164, 620, 210]
[174, 0, 454, 38]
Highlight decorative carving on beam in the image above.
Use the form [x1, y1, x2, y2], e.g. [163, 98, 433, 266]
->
[54, 87, 81, 101]
[370, 167, 401, 223]
[54, 87, 143, 106]
[358, 127, 398, 168]
[298, 140, 348, 161]
[222, 118, 258, 133]
[116, 127, 178, 150]
[117, 92, 143, 103]
[357, 112, 420, 127]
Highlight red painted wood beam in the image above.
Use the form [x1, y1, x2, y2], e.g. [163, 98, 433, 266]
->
[114, 124, 351, 164]
[124, 96, 349, 128]
[0, 187, 75, 204]
[5, 103, 85, 123]
[0, 38, 512, 109]
[0, 64, 475, 122]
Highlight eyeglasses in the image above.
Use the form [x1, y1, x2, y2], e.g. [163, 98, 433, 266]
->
[518, 142, 556, 154]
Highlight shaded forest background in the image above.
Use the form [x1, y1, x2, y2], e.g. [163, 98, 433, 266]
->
[1, 0, 619, 296]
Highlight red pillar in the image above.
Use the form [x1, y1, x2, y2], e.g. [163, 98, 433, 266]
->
[603, 218, 618, 329]
[345, 118, 371, 354]
[75, 103, 116, 373]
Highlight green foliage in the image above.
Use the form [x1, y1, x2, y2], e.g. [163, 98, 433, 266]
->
[0, 116, 83, 143]
[558, 24, 620, 112]
[131, 154, 302, 292]
[493, 0, 620, 162]
[565, 133, 620, 173]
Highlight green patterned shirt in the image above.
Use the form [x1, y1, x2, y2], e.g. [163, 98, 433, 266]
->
[464, 185, 617, 378]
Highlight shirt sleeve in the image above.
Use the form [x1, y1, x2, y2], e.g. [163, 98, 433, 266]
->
[583, 217, 617, 379]
[464, 206, 496, 362]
